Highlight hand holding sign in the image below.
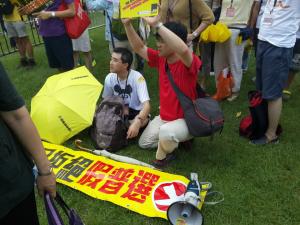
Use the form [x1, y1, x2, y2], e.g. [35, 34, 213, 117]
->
[119, 0, 159, 18]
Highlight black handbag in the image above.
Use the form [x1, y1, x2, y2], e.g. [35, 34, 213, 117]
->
[165, 63, 224, 137]
[247, 90, 282, 140]
[44, 192, 85, 225]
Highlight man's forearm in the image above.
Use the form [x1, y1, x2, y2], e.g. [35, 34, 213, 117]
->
[156, 24, 189, 55]
[248, 2, 260, 28]
[124, 22, 145, 53]
[193, 22, 209, 37]
[137, 101, 150, 121]
[133, 101, 150, 127]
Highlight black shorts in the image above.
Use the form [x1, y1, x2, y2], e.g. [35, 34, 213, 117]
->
[43, 34, 74, 71]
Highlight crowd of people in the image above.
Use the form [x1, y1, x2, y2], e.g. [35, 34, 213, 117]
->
[0, 0, 299, 224]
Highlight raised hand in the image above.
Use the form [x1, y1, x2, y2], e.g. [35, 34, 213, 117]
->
[142, 14, 161, 27]
[32, 11, 52, 20]
[121, 18, 131, 25]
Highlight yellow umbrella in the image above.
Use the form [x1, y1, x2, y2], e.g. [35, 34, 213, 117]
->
[31, 66, 103, 144]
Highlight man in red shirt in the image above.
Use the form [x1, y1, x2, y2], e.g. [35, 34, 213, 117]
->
[122, 16, 201, 168]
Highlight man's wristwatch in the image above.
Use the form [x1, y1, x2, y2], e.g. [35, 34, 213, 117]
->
[38, 166, 53, 176]
[51, 11, 56, 18]
[155, 22, 163, 31]
[192, 31, 199, 38]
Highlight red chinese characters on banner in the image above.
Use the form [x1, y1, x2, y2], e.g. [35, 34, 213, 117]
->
[121, 170, 160, 204]
[77, 162, 160, 204]
[98, 168, 135, 194]
[77, 161, 114, 189]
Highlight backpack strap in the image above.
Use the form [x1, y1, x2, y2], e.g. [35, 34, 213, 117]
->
[55, 192, 71, 217]
[44, 192, 65, 225]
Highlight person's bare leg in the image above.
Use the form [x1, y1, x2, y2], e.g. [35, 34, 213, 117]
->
[16, 37, 26, 59]
[83, 51, 93, 71]
[16, 37, 28, 67]
[265, 97, 282, 140]
[24, 37, 34, 59]
[73, 51, 80, 67]
[24, 37, 36, 66]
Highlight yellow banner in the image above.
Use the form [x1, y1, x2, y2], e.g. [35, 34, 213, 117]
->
[120, 0, 159, 18]
[43, 142, 207, 219]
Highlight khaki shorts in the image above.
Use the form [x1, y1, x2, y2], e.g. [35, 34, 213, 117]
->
[71, 29, 91, 52]
[5, 21, 28, 38]
[138, 115, 192, 149]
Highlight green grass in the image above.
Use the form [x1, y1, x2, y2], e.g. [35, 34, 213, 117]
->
[1, 26, 300, 225]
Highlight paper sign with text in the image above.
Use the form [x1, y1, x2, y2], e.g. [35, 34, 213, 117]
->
[43, 142, 207, 219]
[120, 0, 159, 18]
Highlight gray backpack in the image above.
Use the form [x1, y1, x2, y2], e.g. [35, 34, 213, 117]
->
[90, 96, 128, 152]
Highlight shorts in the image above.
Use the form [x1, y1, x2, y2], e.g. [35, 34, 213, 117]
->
[256, 40, 293, 100]
[4, 21, 28, 38]
[290, 38, 300, 72]
[72, 29, 91, 52]
[43, 34, 74, 71]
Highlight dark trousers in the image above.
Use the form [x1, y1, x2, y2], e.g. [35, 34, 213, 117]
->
[0, 190, 39, 225]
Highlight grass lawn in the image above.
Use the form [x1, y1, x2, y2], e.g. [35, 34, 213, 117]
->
[1, 26, 300, 225]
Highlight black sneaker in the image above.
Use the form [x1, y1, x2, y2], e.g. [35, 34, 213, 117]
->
[152, 153, 176, 169]
[250, 135, 279, 145]
[178, 139, 194, 151]
[27, 58, 36, 68]
[17, 58, 28, 68]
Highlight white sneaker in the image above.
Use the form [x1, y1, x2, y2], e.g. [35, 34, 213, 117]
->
[227, 93, 239, 102]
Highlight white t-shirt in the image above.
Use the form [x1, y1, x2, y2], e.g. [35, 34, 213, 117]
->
[258, 0, 300, 48]
[204, 0, 221, 11]
[219, 0, 255, 28]
[297, 18, 300, 38]
[256, 0, 267, 28]
[102, 70, 150, 111]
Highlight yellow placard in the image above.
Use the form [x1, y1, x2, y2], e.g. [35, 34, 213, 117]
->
[43, 142, 207, 219]
[120, 0, 159, 18]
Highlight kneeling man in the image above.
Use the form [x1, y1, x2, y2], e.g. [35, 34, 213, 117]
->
[102, 47, 151, 139]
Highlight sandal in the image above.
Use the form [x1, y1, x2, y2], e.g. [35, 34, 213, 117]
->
[227, 92, 239, 102]
[282, 90, 291, 101]
[250, 135, 279, 145]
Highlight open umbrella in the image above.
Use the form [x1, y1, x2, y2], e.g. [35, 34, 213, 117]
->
[31, 66, 103, 144]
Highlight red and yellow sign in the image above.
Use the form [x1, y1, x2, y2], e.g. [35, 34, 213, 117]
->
[43, 142, 207, 219]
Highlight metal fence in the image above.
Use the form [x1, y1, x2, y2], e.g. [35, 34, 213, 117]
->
[0, 10, 105, 57]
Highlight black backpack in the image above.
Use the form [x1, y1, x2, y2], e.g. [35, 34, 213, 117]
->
[90, 96, 128, 152]
[0, 0, 14, 16]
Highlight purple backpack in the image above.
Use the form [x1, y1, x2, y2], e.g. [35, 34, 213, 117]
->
[44, 192, 85, 225]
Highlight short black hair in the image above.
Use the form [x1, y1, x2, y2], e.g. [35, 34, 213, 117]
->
[113, 47, 133, 70]
[156, 21, 188, 43]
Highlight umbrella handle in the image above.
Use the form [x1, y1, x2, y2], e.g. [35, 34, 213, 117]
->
[74, 139, 94, 153]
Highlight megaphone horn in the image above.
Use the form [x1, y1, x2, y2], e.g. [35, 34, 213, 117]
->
[167, 173, 203, 225]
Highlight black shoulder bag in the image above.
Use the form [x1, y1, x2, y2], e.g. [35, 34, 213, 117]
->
[165, 63, 224, 137]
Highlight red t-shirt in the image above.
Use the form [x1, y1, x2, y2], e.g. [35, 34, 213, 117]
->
[147, 48, 202, 121]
